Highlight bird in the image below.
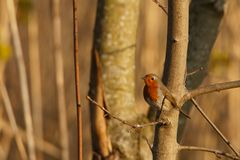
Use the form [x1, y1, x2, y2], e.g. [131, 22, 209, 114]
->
[142, 73, 190, 118]
[142, 74, 166, 113]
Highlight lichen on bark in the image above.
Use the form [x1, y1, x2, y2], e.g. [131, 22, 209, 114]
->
[92, 0, 147, 159]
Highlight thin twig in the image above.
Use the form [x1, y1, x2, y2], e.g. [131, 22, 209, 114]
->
[0, 83, 27, 160]
[72, 0, 82, 159]
[183, 80, 240, 103]
[179, 145, 239, 160]
[152, 0, 168, 15]
[52, 0, 69, 159]
[143, 136, 153, 153]
[87, 96, 169, 129]
[187, 67, 205, 77]
[6, 0, 36, 159]
[191, 98, 239, 157]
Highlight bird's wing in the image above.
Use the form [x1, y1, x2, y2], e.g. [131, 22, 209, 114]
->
[144, 85, 164, 109]
[156, 88, 164, 106]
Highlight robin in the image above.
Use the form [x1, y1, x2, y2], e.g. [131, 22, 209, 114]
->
[142, 73, 190, 118]
[142, 74, 166, 112]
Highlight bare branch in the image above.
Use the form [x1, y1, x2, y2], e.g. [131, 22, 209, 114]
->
[151, 80, 190, 119]
[155, 88, 190, 119]
[178, 108, 191, 119]
[143, 136, 153, 153]
[191, 98, 239, 157]
[153, 0, 189, 158]
[186, 66, 205, 77]
[152, 0, 168, 15]
[87, 96, 169, 129]
[179, 145, 239, 160]
[89, 50, 111, 157]
[72, 0, 82, 159]
[183, 80, 240, 102]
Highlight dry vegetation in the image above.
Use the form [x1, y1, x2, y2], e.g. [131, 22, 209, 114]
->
[0, 0, 239, 159]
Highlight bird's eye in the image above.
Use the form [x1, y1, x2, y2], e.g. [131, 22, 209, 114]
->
[151, 77, 154, 80]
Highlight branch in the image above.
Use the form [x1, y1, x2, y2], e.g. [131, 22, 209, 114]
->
[157, 84, 190, 119]
[186, 66, 205, 77]
[87, 96, 169, 129]
[89, 50, 111, 157]
[191, 98, 239, 157]
[179, 145, 239, 160]
[152, 0, 168, 15]
[153, 0, 189, 159]
[143, 136, 153, 153]
[72, 0, 82, 159]
[183, 80, 240, 102]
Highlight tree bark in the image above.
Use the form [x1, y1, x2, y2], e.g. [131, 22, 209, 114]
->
[89, 51, 111, 159]
[178, 0, 225, 141]
[91, 0, 143, 159]
[153, 1, 189, 160]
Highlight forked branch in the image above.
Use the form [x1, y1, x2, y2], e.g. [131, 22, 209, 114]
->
[179, 145, 239, 160]
[87, 96, 169, 129]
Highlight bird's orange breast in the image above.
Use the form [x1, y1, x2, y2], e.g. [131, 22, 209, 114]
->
[144, 85, 159, 102]
[148, 86, 159, 102]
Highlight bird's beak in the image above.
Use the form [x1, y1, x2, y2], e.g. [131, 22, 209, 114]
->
[141, 76, 145, 80]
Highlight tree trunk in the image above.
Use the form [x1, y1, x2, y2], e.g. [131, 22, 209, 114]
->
[90, 0, 145, 159]
[153, 0, 189, 160]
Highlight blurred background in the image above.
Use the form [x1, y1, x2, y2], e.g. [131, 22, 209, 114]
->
[0, 0, 239, 159]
